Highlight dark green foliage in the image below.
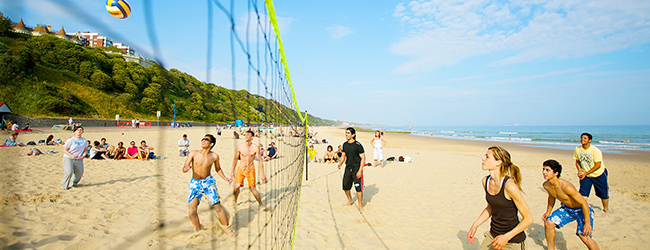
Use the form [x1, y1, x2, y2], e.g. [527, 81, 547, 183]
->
[0, 15, 339, 125]
[0, 13, 13, 37]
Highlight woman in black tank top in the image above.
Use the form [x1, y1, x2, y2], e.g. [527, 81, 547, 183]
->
[467, 146, 533, 250]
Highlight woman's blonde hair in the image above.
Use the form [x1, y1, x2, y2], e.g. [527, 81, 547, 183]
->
[488, 146, 523, 191]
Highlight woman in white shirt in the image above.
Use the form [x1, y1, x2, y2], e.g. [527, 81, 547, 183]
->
[61, 126, 89, 190]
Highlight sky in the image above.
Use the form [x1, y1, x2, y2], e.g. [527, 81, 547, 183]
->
[2, 0, 650, 127]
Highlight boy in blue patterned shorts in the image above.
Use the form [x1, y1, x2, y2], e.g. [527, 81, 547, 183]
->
[541, 159, 600, 250]
[183, 134, 233, 233]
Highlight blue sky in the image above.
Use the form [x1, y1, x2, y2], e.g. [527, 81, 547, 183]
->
[2, 0, 650, 126]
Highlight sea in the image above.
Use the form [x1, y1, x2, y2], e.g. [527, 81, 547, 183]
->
[362, 125, 650, 153]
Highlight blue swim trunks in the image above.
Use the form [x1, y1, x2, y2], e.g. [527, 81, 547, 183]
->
[548, 203, 594, 236]
[187, 175, 220, 206]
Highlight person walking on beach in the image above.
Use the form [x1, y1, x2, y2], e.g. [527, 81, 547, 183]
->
[574, 133, 610, 213]
[61, 126, 89, 190]
[370, 130, 387, 168]
[541, 159, 600, 250]
[337, 127, 366, 212]
[231, 130, 267, 209]
[468, 146, 532, 250]
[183, 134, 232, 232]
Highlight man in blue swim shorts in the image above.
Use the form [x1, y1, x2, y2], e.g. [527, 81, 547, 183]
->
[183, 134, 233, 233]
[541, 159, 600, 250]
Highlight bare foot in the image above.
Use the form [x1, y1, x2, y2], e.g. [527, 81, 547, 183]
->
[259, 204, 270, 211]
[223, 226, 236, 236]
[346, 200, 354, 205]
[358, 207, 364, 213]
[604, 209, 611, 214]
[194, 224, 204, 232]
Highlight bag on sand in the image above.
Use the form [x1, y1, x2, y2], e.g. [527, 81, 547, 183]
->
[386, 156, 395, 161]
[398, 156, 404, 162]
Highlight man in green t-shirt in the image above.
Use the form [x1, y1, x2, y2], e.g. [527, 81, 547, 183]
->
[573, 133, 610, 213]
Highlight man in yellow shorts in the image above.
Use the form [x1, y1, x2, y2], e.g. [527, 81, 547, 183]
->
[231, 130, 267, 209]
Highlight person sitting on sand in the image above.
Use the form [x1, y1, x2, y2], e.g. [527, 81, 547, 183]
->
[138, 140, 155, 160]
[46, 135, 59, 146]
[323, 145, 337, 164]
[83, 140, 91, 158]
[5, 132, 26, 147]
[99, 138, 110, 151]
[22, 123, 32, 132]
[89, 141, 109, 160]
[111, 141, 126, 160]
[542, 159, 600, 250]
[125, 141, 139, 159]
[11, 122, 21, 132]
[307, 144, 319, 163]
[25, 148, 44, 156]
[335, 145, 343, 161]
[183, 134, 233, 232]
[263, 142, 277, 161]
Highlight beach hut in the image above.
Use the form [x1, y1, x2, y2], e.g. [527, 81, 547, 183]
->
[0, 102, 12, 128]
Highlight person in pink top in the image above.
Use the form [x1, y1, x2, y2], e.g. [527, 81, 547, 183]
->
[125, 141, 139, 159]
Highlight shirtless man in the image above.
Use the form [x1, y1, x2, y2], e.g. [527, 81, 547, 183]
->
[542, 159, 600, 250]
[231, 130, 267, 209]
[183, 134, 232, 232]
[138, 140, 154, 160]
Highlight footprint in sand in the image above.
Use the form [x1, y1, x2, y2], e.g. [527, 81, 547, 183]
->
[186, 231, 207, 245]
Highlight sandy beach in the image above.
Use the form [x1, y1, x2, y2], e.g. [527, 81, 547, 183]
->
[1, 126, 649, 249]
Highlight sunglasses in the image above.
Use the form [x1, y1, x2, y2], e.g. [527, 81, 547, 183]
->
[201, 138, 211, 142]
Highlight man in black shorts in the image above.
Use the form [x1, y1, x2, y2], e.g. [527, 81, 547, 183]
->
[337, 127, 366, 212]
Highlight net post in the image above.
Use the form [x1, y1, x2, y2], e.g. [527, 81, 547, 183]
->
[304, 110, 308, 181]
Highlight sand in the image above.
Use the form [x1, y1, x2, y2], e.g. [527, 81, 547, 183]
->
[1, 126, 649, 249]
[293, 127, 650, 249]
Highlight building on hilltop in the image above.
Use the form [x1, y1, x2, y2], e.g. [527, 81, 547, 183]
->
[113, 42, 135, 55]
[12, 19, 85, 45]
[12, 19, 30, 35]
[12, 19, 154, 68]
[79, 31, 114, 48]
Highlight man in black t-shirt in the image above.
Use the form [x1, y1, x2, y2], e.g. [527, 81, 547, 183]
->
[337, 127, 366, 212]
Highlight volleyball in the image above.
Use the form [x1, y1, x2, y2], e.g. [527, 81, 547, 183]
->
[105, 0, 131, 19]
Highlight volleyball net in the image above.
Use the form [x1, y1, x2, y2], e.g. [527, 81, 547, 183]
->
[3, 0, 307, 249]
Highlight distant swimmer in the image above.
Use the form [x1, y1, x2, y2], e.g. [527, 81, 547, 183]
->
[621, 139, 630, 143]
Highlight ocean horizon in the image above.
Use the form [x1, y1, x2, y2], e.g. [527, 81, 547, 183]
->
[362, 125, 650, 153]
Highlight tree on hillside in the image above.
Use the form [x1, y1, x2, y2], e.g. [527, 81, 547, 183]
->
[0, 13, 13, 37]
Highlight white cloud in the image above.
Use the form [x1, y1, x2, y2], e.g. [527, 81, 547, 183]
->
[391, 0, 650, 75]
[326, 25, 353, 40]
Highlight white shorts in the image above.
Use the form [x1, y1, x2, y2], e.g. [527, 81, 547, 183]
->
[373, 148, 383, 160]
